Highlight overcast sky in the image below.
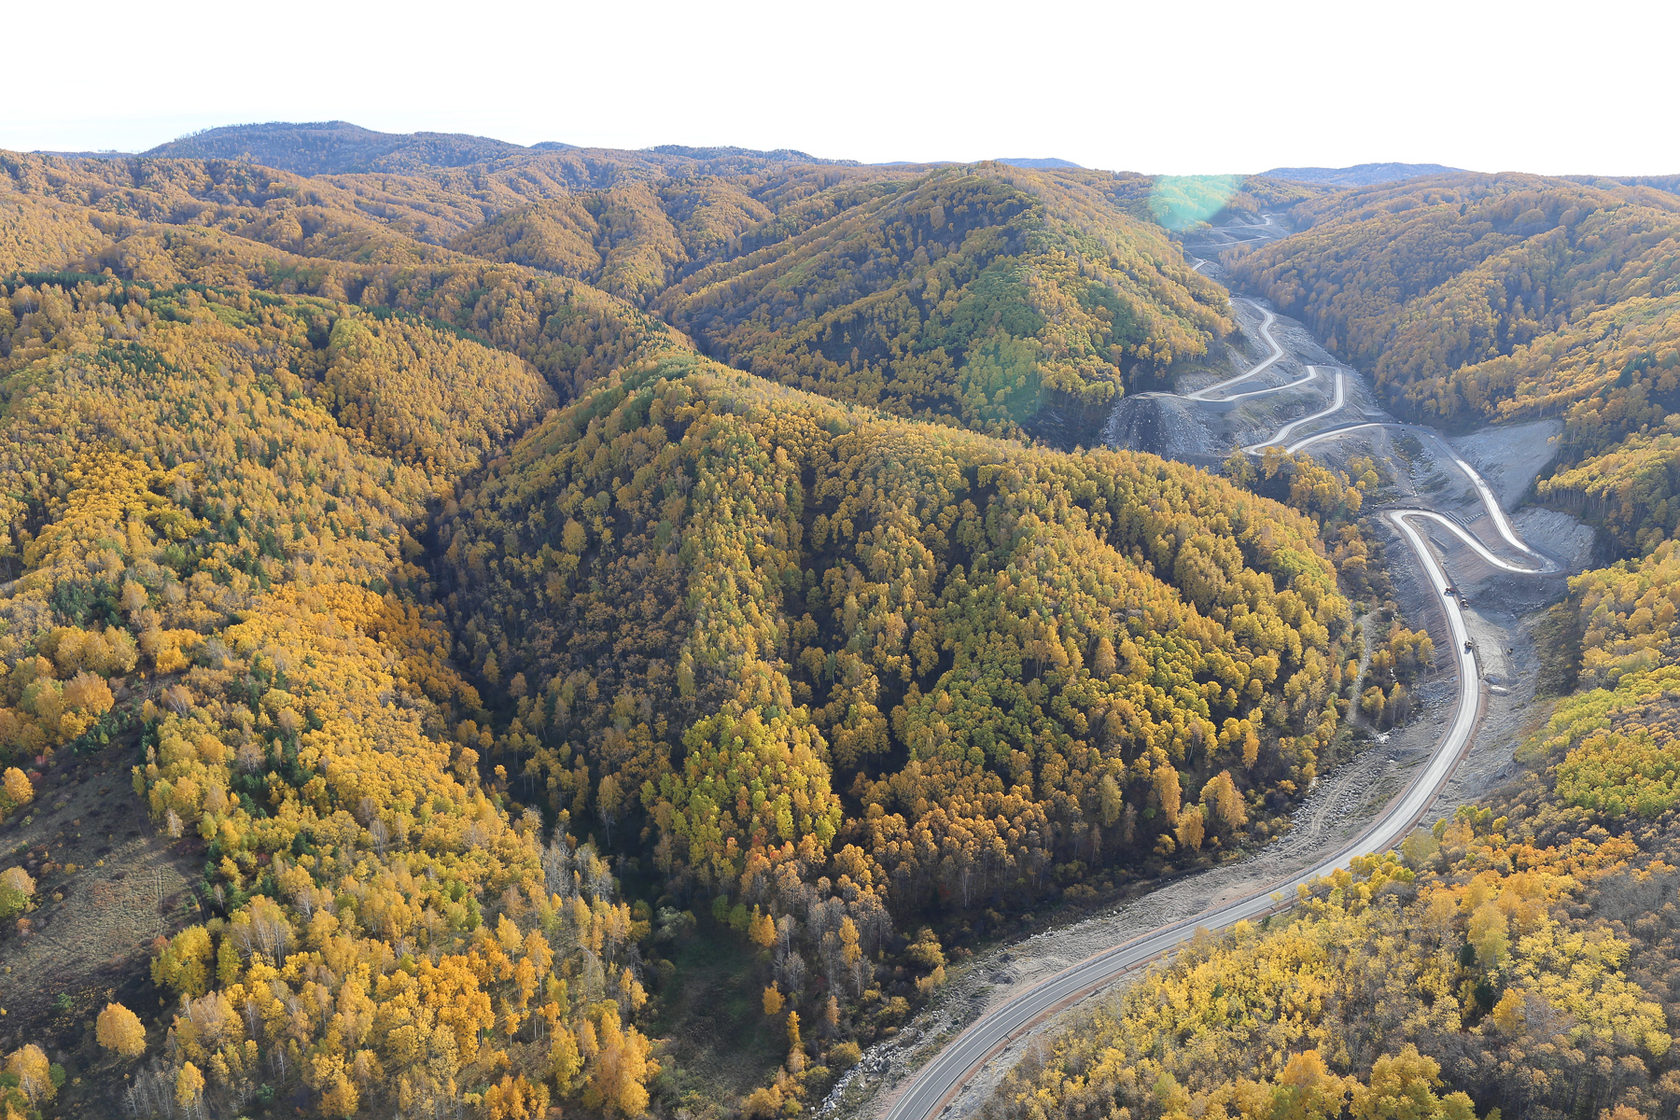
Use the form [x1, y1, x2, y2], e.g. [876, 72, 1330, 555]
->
[6, 0, 1675, 176]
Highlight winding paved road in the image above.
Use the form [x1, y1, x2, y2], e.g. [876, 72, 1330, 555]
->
[1243, 368, 1343, 451]
[879, 262, 1556, 1120]
[1284, 425, 1549, 567]
[1186, 300, 1285, 400]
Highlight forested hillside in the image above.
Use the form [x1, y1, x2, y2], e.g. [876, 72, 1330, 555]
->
[656, 167, 1230, 435]
[990, 774, 1680, 1120]
[1230, 175, 1680, 422]
[434, 350, 1365, 1112]
[979, 171, 1680, 1120]
[994, 572, 1680, 1117]
[0, 276, 654, 1117]
[16, 116, 1680, 1120]
[0, 132, 1378, 1120]
[445, 344, 1351, 958]
[0, 150, 1236, 443]
[1229, 173, 1680, 557]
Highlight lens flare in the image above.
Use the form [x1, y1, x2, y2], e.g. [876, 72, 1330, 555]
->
[1147, 174, 1243, 231]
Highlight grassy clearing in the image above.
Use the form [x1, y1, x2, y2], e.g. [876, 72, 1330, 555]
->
[649, 915, 785, 1116]
[0, 743, 200, 1110]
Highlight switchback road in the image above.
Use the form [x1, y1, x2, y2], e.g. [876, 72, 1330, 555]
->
[879, 267, 1555, 1120]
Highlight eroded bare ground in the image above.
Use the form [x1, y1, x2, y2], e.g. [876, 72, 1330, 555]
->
[824, 238, 1597, 1120]
[0, 742, 201, 1102]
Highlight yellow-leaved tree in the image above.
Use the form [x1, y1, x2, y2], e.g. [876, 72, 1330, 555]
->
[96, 1001, 147, 1059]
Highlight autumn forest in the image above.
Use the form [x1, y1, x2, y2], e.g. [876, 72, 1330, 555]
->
[0, 121, 1675, 1120]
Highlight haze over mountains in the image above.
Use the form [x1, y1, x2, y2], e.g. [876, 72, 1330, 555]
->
[138, 121, 853, 176]
[0, 119, 1678, 1120]
[46, 120, 1078, 178]
[37, 120, 1454, 187]
[1258, 161, 1466, 187]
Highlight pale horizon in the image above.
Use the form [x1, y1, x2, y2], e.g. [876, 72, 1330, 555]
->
[6, 0, 1677, 179]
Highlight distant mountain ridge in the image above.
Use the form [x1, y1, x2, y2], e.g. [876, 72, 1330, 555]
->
[1567, 172, 1680, 197]
[996, 157, 1083, 169]
[143, 120, 532, 173]
[647, 142, 839, 163]
[138, 120, 851, 176]
[122, 123, 1083, 177]
[50, 124, 1462, 189]
[1260, 162, 1465, 187]
[879, 158, 1085, 169]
